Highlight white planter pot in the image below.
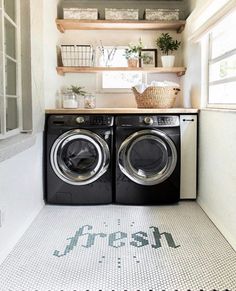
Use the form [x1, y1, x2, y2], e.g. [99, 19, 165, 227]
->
[161, 55, 175, 67]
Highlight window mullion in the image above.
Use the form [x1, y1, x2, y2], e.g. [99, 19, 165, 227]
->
[5, 54, 17, 63]
[209, 76, 236, 86]
[3, 12, 17, 28]
[16, 0, 22, 132]
[209, 48, 236, 65]
[1, 5, 6, 135]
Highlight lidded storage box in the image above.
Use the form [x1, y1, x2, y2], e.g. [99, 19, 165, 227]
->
[105, 8, 139, 20]
[144, 9, 179, 21]
[63, 8, 98, 20]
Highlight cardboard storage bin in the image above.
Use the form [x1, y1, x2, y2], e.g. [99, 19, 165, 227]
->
[105, 8, 139, 20]
[63, 8, 98, 20]
[144, 9, 179, 21]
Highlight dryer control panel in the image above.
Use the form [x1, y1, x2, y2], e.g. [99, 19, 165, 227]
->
[116, 115, 180, 127]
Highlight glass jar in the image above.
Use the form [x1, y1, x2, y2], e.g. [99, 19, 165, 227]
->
[84, 95, 96, 109]
[62, 92, 78, 109]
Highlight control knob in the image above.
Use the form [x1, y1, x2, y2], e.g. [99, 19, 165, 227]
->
[76, 116, 85, 124]
[143, 117, 154, 125]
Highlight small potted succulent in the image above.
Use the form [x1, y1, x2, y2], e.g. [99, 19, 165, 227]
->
[124, 39, 144, 67]
[156, 33, 181, 67]
[62, 85, 87, 108]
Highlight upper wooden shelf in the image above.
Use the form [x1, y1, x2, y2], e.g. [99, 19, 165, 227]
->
[56, 66, 186, 77]
[56, 19, 186, 33]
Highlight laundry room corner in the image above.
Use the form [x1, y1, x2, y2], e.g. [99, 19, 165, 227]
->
[1, 0, 236, 289]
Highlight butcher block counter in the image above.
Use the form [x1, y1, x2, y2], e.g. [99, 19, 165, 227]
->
[45, 108, 198, 114]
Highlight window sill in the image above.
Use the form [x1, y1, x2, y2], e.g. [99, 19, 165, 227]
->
[0, 133, 36, 163]
[201, 108, 236, 113]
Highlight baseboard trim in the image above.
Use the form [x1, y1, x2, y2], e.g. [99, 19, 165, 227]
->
[0, 204, 44, 265]
[197, 198, 236, 251]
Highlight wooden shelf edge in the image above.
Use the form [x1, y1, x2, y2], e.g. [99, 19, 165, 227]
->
[55, 19, 186, 33]
[46, 108, 199, 114]
[56, 66, 186, 76]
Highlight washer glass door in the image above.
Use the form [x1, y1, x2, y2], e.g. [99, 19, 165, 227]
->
[118, 129, 177, 185]
[50, 129, 110, 185]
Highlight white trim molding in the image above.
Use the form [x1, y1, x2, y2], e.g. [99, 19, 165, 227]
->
[188, 0, 236, 42]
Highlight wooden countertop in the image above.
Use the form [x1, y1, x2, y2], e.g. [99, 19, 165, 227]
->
[45, 108, 199, 114]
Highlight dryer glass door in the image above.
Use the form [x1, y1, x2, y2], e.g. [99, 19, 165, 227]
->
[50, 129, 110, 185]
[118, 129, 177, 185]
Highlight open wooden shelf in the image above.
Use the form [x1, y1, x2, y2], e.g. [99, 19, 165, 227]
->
[56, 19, 185, 33]
[56, 66, 186, 76]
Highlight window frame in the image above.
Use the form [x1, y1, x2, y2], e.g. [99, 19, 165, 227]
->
[0, 0, 22, 140]
[96, 72, 147, 94]
[95, 45, 147, 93]
[206, 9, 236, 108]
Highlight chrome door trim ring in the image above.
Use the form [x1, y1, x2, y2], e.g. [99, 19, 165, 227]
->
[126, 135, 169, 177]
[118, 129, 177, 186]
[50, 129, 110, 185]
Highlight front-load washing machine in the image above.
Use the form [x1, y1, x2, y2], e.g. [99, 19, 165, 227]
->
[45, 114, 113, 205]
[115, 115, 180, 204]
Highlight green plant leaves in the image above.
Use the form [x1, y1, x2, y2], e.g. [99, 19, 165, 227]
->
[69, 85, 87, 96]
[156, 33, 181, 55]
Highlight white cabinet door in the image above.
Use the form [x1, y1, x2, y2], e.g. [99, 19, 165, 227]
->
[180, 115, 197, 199]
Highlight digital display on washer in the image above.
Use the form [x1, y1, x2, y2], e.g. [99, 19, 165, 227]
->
[158, 117, 173, 125]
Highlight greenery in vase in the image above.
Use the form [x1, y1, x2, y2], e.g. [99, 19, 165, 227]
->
[68, 85, 87, 96]
[124, 39, 144, 60]
[156, 33, 181, 55]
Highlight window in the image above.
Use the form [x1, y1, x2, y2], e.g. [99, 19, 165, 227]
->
[0, 0, 21, 139]
[102, 71, 143, 89]
[208, 9, 236, 104]
[98, 47, 144, 92]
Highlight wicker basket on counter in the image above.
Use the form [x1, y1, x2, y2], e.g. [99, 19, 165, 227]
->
[132, 86, 180, 108]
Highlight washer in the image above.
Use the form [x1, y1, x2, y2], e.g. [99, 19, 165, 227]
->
[115, 115, 180, 204]
[44, 114, 113, 205]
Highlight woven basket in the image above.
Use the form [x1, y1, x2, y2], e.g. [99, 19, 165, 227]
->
[132, 86, 180, 108]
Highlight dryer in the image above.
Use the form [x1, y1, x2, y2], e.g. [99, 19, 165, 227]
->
[44, 114, 113, 205]
[115, 115, 180, 204]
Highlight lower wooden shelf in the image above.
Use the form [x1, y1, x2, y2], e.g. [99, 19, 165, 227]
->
[56, 66, 186, 76]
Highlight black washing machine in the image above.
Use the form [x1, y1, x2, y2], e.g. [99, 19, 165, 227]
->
[44, 114, 113, 205]
[115, 115, 180, 205]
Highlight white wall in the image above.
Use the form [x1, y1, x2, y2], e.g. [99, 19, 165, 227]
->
[0, 133, 44, 263]
[31, 0, 45, 133]
[181, 0, 201, 108]
[0, 0, 45, 263]
[44, 1, 184, 109]
[198, 110, 236, 250]
[43, 0, 61, 110]
[183, 0, 236, 250]
[181, 31, 201, 108]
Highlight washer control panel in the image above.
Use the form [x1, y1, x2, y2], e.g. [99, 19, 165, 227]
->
[76, 116, 85, 124]
[157, 116, 179, 127]
[75, 115, 113, 126]
[141, 116, 179, 127]
[49, 115, 114, 127]
[143, 116, 154, 125]
[89, 116, 113, 126]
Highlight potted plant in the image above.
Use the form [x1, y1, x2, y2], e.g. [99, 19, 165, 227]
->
[62, 85, 87, 108]
[156, 33, 181, 67]
[70, 85, 87, 96]
[124, 39, 144, 67]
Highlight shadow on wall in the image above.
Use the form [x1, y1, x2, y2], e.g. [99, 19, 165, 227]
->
[190, 86, 201, 108]
[57, 0, 190, 20]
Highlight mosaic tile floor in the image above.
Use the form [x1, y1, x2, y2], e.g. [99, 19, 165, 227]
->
[0, 202, 236, 291]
